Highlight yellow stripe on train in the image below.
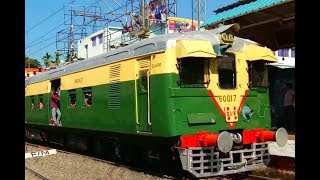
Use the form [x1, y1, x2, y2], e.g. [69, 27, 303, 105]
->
[25, 39, 275, 97]
[25, 80, 51, 96]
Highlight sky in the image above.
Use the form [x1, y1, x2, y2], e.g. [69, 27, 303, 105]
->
[25, 0, 237, 66]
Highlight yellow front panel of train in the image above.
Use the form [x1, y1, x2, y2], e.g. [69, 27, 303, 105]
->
[207, 52, 248, 124]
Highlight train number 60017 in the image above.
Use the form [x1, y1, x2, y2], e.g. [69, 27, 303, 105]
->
[219, 95, 236, 102]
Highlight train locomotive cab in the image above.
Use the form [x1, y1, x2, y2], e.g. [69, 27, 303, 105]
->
[172, 25, 288, 178]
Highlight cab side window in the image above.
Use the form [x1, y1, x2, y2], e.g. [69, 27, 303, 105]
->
[177, 57, 210, 88]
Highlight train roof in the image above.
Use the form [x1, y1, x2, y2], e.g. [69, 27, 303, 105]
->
[25, 24, 258, 86]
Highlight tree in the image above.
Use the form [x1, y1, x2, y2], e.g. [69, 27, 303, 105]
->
[55, 51, 60, 66]
[42, 53, 52, 68]
[25, 56, 41, 68]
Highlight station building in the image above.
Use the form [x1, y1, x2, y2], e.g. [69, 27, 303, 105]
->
[25, 68, 46, 78]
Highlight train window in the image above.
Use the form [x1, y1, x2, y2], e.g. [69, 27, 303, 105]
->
[82, 87, 92, 107]
[177, 57, 210, 87]
[217, 54, 236, 89]
[68, 89, 77, 108]
[247, 61, 269, 88]
[30, 96, 35, 110]
[38, 95, 44, 110]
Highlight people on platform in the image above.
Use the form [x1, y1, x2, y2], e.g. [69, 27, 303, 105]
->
[282, 83, 295, 132]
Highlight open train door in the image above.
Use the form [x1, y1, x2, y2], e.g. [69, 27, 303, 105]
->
[49, 79, 61, 125]
[135, 57, 152, 134]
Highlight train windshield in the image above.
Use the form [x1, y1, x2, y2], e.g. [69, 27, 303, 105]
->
[177, 57, 210, 87]
[247, 61, 269, 88]
[217, 54, 236, 89]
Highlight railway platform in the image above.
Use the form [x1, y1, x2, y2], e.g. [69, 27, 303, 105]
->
[268, 134, 295, 172]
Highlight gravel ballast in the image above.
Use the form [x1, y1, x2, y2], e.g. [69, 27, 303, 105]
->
[25, 144, 171, 180]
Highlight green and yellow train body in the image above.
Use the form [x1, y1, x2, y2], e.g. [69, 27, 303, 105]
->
[25, 24, 287, 178]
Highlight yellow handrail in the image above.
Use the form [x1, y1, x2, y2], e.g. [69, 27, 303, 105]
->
[147, 70, 151, 125]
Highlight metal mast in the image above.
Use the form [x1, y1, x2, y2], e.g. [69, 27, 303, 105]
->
[55, 0, 178, 61]
[192, 0, 206, 31]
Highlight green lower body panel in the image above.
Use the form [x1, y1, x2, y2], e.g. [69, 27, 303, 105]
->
[25, 73, 271, 137]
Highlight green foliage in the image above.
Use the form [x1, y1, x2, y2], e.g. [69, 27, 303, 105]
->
[25, 56, 41, 68]
[42, 52, 52, 68]
[55, 51, 60, 66]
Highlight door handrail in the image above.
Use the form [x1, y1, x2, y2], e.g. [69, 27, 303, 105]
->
[135, 71, 139, 125]
[147, 70, 151, 125]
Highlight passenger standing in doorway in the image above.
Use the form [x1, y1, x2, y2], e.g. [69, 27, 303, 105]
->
[283, 83, 295, 133]
[57, 86, 61, 96]
[50, 87, 61, 126]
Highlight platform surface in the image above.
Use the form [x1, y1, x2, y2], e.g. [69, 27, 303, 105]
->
[269, 139, 295, 158]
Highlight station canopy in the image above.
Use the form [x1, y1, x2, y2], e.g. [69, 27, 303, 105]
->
[202, 0, 295, 51]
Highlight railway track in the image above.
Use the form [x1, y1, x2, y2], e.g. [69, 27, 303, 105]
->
[26, 142, 119, 166]
[25, 141, 284, 180]
[25, 141, 178, 179]
[245, 174, 281, 180]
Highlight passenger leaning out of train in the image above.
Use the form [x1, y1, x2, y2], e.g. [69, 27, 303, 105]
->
[50, 87, 61, 126]
[84, 93, 92, 107]
[39, 101, 44, 109]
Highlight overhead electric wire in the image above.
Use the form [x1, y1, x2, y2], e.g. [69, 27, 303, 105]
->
[27, 36, 58, 49]
[26, 0, 102, 49]
[28, 0, 136, 57]
[29, 19, 101, 56]
[26, 0, 76, 33]
[29, 34, 70, 57]
[26, 22, 65, 48]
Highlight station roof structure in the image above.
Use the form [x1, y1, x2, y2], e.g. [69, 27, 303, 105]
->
[202, 0, 295, 51]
